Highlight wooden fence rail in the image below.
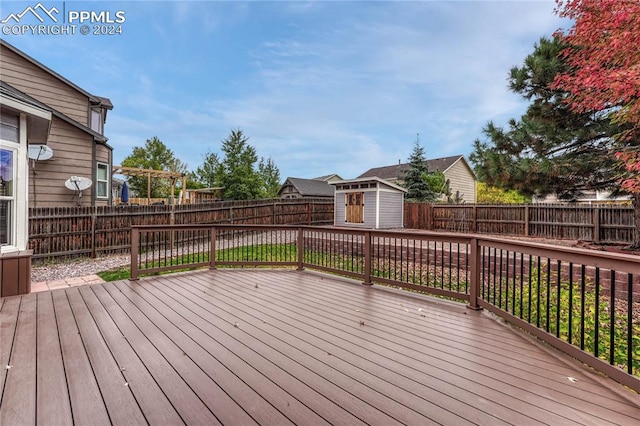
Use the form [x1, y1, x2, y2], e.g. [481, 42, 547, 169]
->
[404, 203, 637, 244]
[28, 198, 333, 261]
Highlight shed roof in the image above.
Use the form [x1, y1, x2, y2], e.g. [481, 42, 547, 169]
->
[357, 155, 471, 180]
[281, 177, 335, 197]
[330, 176, 407, 193]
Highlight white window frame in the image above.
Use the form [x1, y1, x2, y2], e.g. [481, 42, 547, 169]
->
[96, 162, 109, 199]
[0, 113, 27, 254]
[90, 108, 103, 134]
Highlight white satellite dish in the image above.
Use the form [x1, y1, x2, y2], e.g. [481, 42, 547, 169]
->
[28, 144, 54, 161]
[65, 176, 93, 191]
[65, 176, 92, 205]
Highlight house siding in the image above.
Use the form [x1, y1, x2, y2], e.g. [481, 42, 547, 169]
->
[27, 117, 105, 207]
[444, 159, 476, 203]
[378, 190, 404, 228]
[0, 46, 90, 126]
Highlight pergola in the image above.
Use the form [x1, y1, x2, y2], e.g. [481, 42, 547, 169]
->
[112, 166, 187, 205]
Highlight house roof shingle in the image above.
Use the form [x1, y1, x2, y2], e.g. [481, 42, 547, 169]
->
[281, 177, 335, 197]
[357, 155, 467, 180]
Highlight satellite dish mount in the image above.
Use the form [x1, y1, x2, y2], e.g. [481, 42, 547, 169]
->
[65, 176, 92, 206]
[28, 145, 54, 174]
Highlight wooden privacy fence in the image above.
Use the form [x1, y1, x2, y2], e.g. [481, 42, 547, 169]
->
[28, 198, 333, 261]
[404, 203, 637, 244]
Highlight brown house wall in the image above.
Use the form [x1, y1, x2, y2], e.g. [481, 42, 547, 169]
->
[27, 117, 108, 207]
[0, 45, 90, 125]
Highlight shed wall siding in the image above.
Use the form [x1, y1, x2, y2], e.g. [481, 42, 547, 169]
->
[0, 46, 90, 126]
[363, 191, 376, 227]
[444, 160, 476, 203]
[378, 191, 404, 228]
[334, 195, 345, 225]
[27, 117, 101, 207]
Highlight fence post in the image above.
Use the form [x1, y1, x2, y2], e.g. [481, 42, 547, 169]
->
[524, 205, 530, 237]
[272, 202, 277, 224]
[472, 205, 477, 233]
[363, 231, 372, 285]
[428, 204, 434, 230]
[593, 207, 601, 243]
[91, 206, 97, 258]
[467, 238, 482, 310]
[297, 227, 304, 270]
[130, 227, 139, 281]
[209, 227, 216, 270]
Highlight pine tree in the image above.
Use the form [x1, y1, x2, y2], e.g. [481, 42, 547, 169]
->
[470, 37, 622, 200]
[403, 141, 439, 202]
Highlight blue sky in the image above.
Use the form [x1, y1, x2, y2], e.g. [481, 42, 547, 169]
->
[1, 0, 567, 180]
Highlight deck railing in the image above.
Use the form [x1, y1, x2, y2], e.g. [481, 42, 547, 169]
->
[130, 224, 640, 392]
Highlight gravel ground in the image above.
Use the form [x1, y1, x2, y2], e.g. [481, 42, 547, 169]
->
[31, 254, 130, 283]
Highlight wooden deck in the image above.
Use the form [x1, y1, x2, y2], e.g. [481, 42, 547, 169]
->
[1, 269, 639, 425]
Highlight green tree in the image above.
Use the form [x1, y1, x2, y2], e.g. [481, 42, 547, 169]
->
[476, 182, 531, 204]
[191, 129, 282, 200]
[258, 157, 281, 198]
[218, 129, 260, 200]
[469, 36, 621, 200]
[403, 141, 440, 202]
[121, 136, 187, 198]
[193, 150, 222, 188]
[422, 170, 450, 202]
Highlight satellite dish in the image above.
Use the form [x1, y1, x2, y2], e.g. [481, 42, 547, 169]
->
[65, 176, 92, 206]
[65, 176, 93, 191]
[28, 145, 54, 161]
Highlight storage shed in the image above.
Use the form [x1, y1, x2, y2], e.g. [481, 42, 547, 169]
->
[330, 177, 407, 229]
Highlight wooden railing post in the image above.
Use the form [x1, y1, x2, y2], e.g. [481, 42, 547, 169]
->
[363, 231, 372, 285]
[467, 238, 482, 310]
[524, 205, 530, 237]
[130, 226, 139, 281]
[297, 227, 305, 270]
[209, 227, 217, 270]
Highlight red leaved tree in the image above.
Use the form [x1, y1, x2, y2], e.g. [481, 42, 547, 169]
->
[553, 0, 640, 247]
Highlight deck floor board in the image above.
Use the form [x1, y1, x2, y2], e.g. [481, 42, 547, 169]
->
[1, 269, 639, 426]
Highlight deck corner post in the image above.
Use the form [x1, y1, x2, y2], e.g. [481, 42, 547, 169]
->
[466, 237, 482, 310]
[210, 227, 217, 270]
[130, 226, 140, 281]
[297, 227, 304, 270]
[363, 230, 373, 286]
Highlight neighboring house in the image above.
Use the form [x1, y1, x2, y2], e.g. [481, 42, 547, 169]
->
[0, 39, 114, 208]
[358, 155, 477, 203]
[278, 174, 343, 199]
[533, 190, 631, 204]
[330, 177, 407, 229]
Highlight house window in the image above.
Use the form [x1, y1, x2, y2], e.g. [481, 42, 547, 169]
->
[0, 112, 19, 143]
[90, 108, 103, 134]
[96, 162, 109, 199]
[0, 147, 16, 246]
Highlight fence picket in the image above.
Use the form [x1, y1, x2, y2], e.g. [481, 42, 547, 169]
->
[28, 198, 333, 261]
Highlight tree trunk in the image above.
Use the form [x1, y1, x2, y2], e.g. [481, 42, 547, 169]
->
[632, 192, 640, 249]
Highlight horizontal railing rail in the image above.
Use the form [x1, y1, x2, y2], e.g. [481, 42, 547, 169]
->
[130, 224, 639, 392]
